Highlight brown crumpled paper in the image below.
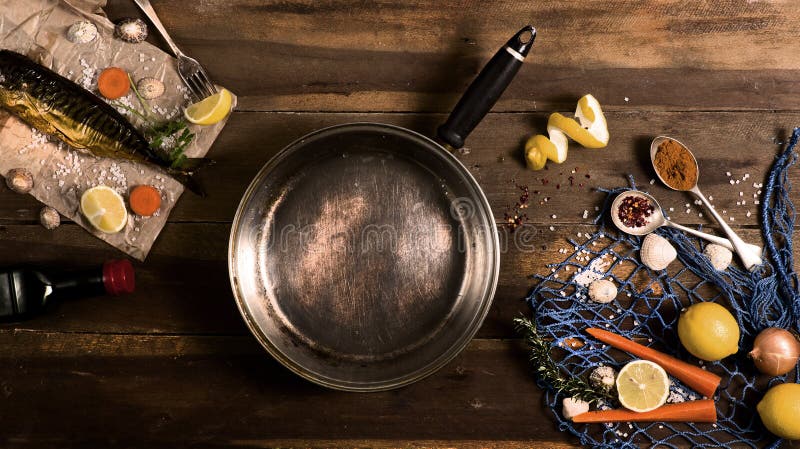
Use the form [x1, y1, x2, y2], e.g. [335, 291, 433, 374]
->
[0, 0, 234, 260]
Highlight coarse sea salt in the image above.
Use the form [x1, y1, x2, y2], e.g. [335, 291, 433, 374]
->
[573, 256, 612, 288]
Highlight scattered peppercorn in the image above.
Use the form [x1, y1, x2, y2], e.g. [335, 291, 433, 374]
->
[504, 184, 530, 232]
[617, 195, 655, 228]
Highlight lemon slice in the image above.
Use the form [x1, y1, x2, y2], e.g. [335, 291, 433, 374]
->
[184, 88, 233, 125]
[80, 186, 128, 234]
[616, 360, 670, 413]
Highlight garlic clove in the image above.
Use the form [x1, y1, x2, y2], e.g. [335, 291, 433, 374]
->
[562, 396, 590, 420]
[640, 233, 677, 271]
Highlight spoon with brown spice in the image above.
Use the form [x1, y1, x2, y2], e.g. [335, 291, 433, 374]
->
[650, 136, 763, 271]
[611, 190, 762, 256]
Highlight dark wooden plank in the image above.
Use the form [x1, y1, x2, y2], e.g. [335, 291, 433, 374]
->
[102, 0, 800, 112]
[0, 223, 782, 339]
[2, 111, 795, 225]
[0, 332, 575, 447]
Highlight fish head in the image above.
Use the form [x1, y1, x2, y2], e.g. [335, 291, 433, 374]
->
[0, 50, 26, 90]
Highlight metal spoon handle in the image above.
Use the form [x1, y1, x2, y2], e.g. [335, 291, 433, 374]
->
[690, 187, 763, 271]
[666, 221, 736, 250]
[665, 221, 763, 258]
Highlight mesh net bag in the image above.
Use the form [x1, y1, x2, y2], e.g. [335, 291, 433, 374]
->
[524, 129, 800, 448]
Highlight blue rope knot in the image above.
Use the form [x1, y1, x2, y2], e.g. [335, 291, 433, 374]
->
[526, 128, 800, 448]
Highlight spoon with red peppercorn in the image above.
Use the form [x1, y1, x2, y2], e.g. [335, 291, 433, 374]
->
[611, 190, 762, 255]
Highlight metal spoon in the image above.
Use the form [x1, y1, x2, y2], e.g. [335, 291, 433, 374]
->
[650, 136, 763, 271]
[611, 190, 762, 256]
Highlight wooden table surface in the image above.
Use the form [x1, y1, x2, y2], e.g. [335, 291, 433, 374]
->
[2, 1, 800, 447]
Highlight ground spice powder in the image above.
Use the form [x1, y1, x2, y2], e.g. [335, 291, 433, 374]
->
[654, 139, 698, 190]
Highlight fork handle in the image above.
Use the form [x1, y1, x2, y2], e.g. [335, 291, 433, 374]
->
[132, 0, 183, 57]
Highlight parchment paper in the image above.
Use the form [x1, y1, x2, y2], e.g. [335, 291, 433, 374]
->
[0, 0, 234, 260]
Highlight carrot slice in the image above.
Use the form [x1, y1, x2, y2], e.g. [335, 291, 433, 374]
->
[129, 185, 161, 216]
[586, 328, 721, 398]
[98, 67, 131, 100]
[572, 399, 717, 423]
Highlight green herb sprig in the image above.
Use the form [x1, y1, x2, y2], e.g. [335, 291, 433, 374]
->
[117, 74, 195, 168]
[148, 119, 194, 168]
[514, 316, 612, 405]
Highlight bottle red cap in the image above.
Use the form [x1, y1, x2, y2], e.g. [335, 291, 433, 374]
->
[102, 259, 135, 296]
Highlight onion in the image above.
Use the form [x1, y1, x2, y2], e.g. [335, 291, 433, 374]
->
[748, 327, 800, 376]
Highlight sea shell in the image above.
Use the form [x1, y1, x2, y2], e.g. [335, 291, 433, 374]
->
[136, 77, 165, 100]
[5, 168, 34, 194]
[703, 243, 732, 271]
[588, 279, 617, 304]
[115, 18, 148, 43]
[66, 20, 98, 44]
[562, 397, 590, 421]
[39, 207, 60, 230]
[589, 365, 617, 392]
[640, 233, 677, 271]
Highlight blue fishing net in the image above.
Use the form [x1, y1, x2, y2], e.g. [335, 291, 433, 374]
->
[525, 128, 800, 448]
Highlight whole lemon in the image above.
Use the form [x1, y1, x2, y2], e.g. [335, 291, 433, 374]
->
[677, 302, 739, 361]
[757, 383, 800, 440]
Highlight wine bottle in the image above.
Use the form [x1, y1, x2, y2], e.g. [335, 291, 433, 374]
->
[0, 259, 135, 320]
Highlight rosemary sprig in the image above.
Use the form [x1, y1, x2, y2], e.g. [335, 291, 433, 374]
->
[148, 120, 194, 168]
[514, 316, 613, 405]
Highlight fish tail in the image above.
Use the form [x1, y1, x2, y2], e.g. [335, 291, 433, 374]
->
[167, 158, 215, 197]
[172, 157, 215, 171]
[167, 169, 206, 197]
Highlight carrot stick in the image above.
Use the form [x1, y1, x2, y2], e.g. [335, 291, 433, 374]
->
[586, 328, 720, 398]
[572, 399, 717, 423]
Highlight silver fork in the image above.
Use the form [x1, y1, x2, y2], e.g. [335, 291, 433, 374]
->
[132, 0, 217, 100]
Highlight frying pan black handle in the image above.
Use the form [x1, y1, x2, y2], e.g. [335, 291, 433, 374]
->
[437, 25, 536, 150]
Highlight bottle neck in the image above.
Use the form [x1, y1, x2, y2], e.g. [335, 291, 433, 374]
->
[46, 268, 107, 302]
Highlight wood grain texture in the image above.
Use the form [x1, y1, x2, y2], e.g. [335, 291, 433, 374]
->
[0, 223, 778, 339]
[1, 111, 795, 226]
[101, 0, 800, 112]
[0, 333, 573, 447]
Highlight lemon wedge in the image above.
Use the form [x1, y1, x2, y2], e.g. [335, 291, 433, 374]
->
[184, 88, 233, 125]
[80, 186, 128, 234]
[616, 360, 670, 413]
